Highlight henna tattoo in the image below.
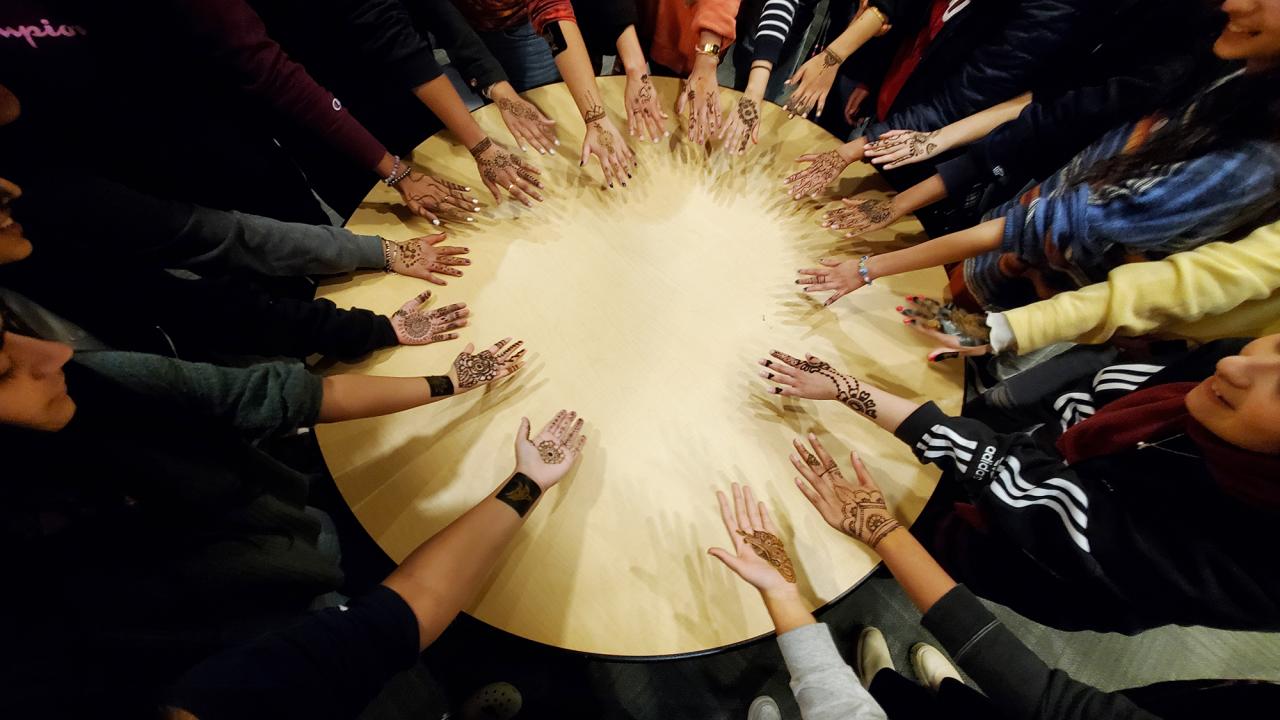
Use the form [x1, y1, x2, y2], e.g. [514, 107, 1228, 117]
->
[799, 446, 822, 469]
[537, 440, 565, 464]
[469, 137, 493, 157]
[583, 99, 607, 124]
[399, 240, 423, 268]
[773, 353, 878, 418]
[634, 73, 655, 111]
[452, 347, 503, 388]
[497, 472, 542, 517]
[821, 48, 843, 69]
[735, 97, 759, 153]
[425, 375, 454, 397]
[827, 198, 893, 231]
[789, 150, 848, 197]
[832, 484, 900, 548]
[737, 530, 797, 583]
[393, 304, 464, 344]
[498, 97, 541, 121]
[476, 143, 524, 187]
[876, 131, 940, 160]
[595, 122, 614, 150]
[903, 297, 990, 346]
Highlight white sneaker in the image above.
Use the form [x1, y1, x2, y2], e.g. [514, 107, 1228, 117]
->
[910, 642, 963, 692]
[747, 696, 782, 720]
[856, 627, 895, 690]
[460, 681, 522, 720]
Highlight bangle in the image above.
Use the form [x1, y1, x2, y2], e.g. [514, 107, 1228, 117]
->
[749, 60, 772, 72]
[694, 42, 721, 58]
[858, 255, 874, 285]
[381, 238, 400, 272]
[497, 472, 542, 517]
[862, 5, 889, 27]
[384, 164, 412, 187]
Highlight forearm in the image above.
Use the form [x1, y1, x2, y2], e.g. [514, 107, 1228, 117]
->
[743, 65, 771, 99]
[874, 528, 957, 614]
[382, 476, 535, 648]
[614, 25, 648, 79]
[317, 374, 447, 423]
[889, 174, 948, 218]
[825, 8, 886, 59]
[762, 587, 816, 634]
[552, 21, 607, 120]
[831, 375, 922, 434]
[935, 93, 1031, 149]
[864, 217, 1005, 281]
[412, 75, 488, 147]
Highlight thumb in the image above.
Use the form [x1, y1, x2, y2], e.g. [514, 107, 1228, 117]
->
[580, 139, 591, 167]
[519, 416, 531, 442]
[849, 450, 877, 489]
[707, 547, 748, 577]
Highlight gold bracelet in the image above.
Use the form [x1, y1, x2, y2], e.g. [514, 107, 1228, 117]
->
[694, 42, 721, 57]
[861, 5, 889, 27]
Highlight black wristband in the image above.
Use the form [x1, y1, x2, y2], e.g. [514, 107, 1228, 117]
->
[425, 375, 454, 397]
[497, 472, 542, 517]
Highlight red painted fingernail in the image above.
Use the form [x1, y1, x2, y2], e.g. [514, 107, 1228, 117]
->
[904, 318, 914, 325]
[896, 306, 904, 312]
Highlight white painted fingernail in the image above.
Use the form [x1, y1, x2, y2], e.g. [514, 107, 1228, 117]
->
[466, 217, 475, 222]
[473, 206, 481, 211]
[549, 148, 556, 155]
[554, 139, 561, 146]
[432, 219, 440, 226]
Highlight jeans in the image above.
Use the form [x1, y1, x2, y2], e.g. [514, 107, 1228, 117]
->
[477, 21, 561, 92]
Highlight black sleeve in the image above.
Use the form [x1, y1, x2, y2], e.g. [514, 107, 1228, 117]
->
[935, 51, 1205, 196]
[571, 0, 640, 58]
[411, 0, 508, 90]
[748, 0, 820, 68]
[922, 586, 1161, 720]
[168, 585, 421, 720]
[332, 0, 443, 89]
[890, 0, 1088, 131]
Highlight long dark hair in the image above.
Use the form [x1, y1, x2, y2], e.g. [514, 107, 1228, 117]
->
[1078, 64, 1280, 188]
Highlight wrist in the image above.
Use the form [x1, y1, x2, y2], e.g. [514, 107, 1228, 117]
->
[837, 138, 865, 163]
[871, 524, 909, 552]
[692, 52, 719, 73]
[761, 584, 802, 604]
[623, 61, 649, 80]
[487, 81, 517, 101]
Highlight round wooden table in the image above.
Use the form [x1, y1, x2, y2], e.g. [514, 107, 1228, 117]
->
[315, 77, 962, 658]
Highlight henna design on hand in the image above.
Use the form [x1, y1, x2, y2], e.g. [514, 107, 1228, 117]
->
[832, 483, 900, 548]
[583, 99, 607, 124]
[633, 73, 655, 111]
[392, 302, 467, 344]
[788, 150, 849, 197]
[596, 123, 614, 150]
[901, 296, 990, 346]
[498, 97, 542, 121]
[737, 530, 797, 583]
[453, 346, 502, 388]
[497, 472, 542, 517]
[799, 446, 822, 469]
[469, 137, 493, 157]
[875, 130, 940, 160]
[537, 440, 565, 464]
[821, 48, 843, 69]
[774, 353, 878, 418]
[826, 198, 893, 232]
[734, 97, 759, 153]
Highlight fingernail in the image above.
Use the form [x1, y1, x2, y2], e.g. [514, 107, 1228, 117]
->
[904, 318, 914, 325]
[432, 219, 440, 225]
[555, 139, 561, 145]
[809, 432, 816, 440]
[464, 186, 472, 191]
[896, 306, 904, 312]
[539, 149, 546, 154]
[473, 206, 481, 211]
[521, 146, 528, 152]
[549, 148, 557, 155]
[466, 217, 475, 222]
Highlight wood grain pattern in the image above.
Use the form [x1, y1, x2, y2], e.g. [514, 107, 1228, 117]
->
[315, 77, 962, 657]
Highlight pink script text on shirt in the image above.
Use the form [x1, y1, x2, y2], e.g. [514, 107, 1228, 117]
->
[0, 19, 88, 48]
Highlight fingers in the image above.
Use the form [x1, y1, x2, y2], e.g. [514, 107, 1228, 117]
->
[553, 410, 577, 442]
[483, 177, 503, 205]
[537, 409, 565, 439]
[808, 433, 837, 472]
[498, 339, 524, 361]
[519, 416, 532, 443]
[715, 489, 741, 539]
[429, 263, 464, 278]
[563, 415, 584, 451]
[579, 138, 592, 168]
[435, 244, 469, 256]
[731, 482, 752, 535]
[849, 450, 876, 489]
[823, 289, 850, 307]
[757, 356, 800, 380]
[795, 475, 824, 509]
[743, 485, 763, 531]
[707, 547, 749, 578]
[769, 349, 802, 368]
[399, 289, 432, 314]
[759, 501, 780, 535]
[487, 337, 512, 355]
[594, 149, 617, 189]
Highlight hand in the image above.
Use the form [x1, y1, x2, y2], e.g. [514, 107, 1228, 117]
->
[581, 105, 636, 189]
[393, 170, 479, 225]
[758, 350, 881, 416]
[384, 234, 471, 286]
[492, 83, 559, 156]
[865, 130, 943, 170]
[843, 85, 870, 124]
[783, 143, 859, 200]
[821, 194, 898, 236]
[897, 295, 992, 362]
[708, 483, 799, 596]
[783, 48, 843, 119]
[447, 337, 525, 393]
[514, 409, 587, 490]
[677, 60, 721, 144]
[469, 137, 544, 207]
[624, 71, 669, 143]
[718, 93, 762, 156]
[789, 434, 901, 549]
[390, 291, 468, 345]
[795, 257, 864, 306]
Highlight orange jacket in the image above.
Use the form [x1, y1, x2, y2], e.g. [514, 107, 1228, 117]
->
[649, 0, 741, 74]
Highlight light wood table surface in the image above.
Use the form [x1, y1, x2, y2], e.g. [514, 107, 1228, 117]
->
[315, 76, 962, 658]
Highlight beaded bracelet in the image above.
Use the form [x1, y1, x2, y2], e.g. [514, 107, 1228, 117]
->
[382, 155, 401, 186]
[381, 238, 401, 272]
[384, 165, 412, 186]
[858, 255, 874, 286]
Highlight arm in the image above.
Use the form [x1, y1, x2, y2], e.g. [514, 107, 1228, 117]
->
[791, 436, 1161, 720]
[617, 25, 670, 143]
[383, 411, 587, 648]
[865, 92, 1031, 170]
[413, 0, 507, 91]
[796, 218, 1005, 306]
[707, 484, 888, 720]
[1000, 223, 1280, 353]
[782, 3, 890, 119]
[543, 18, 636, 187]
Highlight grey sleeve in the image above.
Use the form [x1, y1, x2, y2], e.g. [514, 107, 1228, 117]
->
[73, 351, 324, 438]
[177, 205, 386, 276]
[777, 624, 889, 720]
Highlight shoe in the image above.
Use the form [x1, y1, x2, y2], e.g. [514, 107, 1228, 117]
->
[910, 642, 962, 692]
[747, 696, 782, 720]
[856, 627, 894, 690]
[460, 681, 522, 719]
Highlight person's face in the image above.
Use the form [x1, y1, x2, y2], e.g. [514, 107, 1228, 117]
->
[0, 312, 76, 432]
[1185, 334, 1280, 453]
[1215, 0, 1280, 69]
[0, 177, 30, 265]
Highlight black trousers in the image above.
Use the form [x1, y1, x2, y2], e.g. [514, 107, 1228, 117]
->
[869, 669, 999, 720]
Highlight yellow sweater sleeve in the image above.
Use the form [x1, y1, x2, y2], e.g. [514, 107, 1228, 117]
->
[1004, 221, 1280, 352]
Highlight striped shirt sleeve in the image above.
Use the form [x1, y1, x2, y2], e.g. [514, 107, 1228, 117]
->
[751, 0, 802, 67]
